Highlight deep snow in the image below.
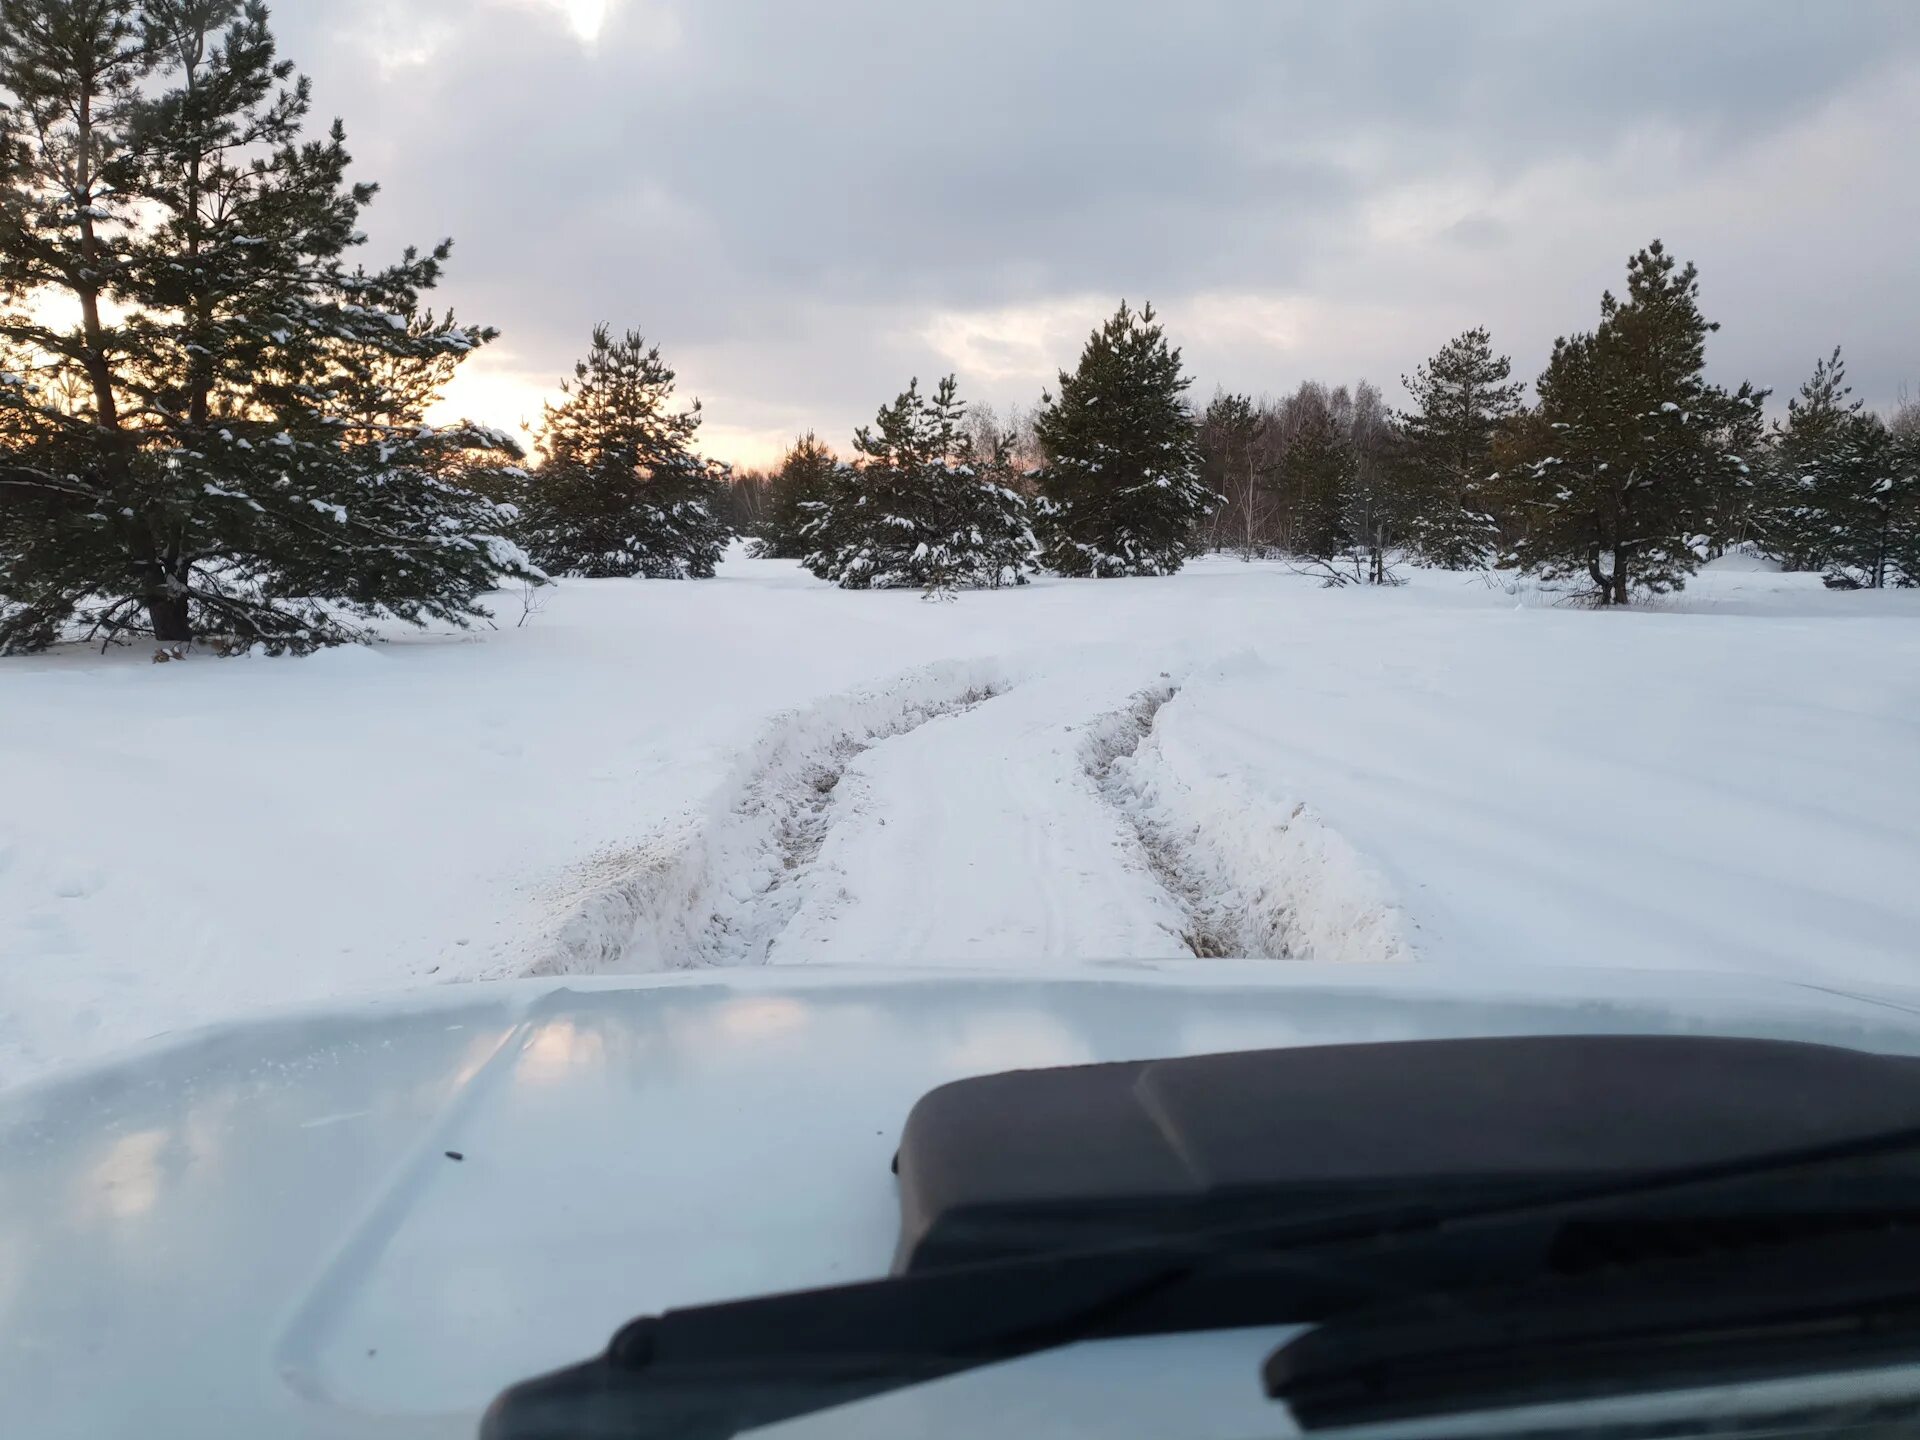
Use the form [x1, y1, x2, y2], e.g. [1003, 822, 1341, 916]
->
[2, 553, 1918, 1089]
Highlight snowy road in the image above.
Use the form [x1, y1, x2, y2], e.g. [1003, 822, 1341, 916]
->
[4, 554, 1920, 1088]
[525, 641, 1415, 979]
[768, 658, 1193, 966]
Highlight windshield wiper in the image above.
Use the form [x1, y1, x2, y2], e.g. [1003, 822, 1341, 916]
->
[1266, 1225, 1920, 1430]
[482, 1120, 1920, 1440]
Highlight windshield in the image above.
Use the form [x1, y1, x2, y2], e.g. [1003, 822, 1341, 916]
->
[1, 2, 1918, 1438]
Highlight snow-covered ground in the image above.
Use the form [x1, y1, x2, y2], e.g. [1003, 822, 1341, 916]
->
[3, 553, 1918, 1090]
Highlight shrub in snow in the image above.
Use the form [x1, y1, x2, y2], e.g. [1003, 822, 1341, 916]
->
[519, 327, 732, 579]
[0, 1, 539, 655]
[801, 376, 1037, 592]
[1033, 302, 1218, 577]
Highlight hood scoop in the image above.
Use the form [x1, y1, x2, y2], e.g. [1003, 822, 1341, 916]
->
[890, 1033, 1920, 1273]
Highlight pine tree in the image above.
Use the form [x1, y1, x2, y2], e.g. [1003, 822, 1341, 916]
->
[1755, 349, 1919, 586]
[1034, 301, 1215, 576]
[1282, 389, 1357, 566]
[1341, 381, 1407, 585]
[1893, 406, 1920, 587]
[962, 421, 1043, 588]
[1509, 241, 1764, 605]
[0, 0, 536, 654]
[1756, 349, 1858, 570]
[1802, 408, 1918, 590]
[1897, 427, 1920, 588]
[801, 375, 1035, 592]
[522, 326, 731, 579]
[751, 431, 837, 560]
[1824, 416, 1917, 589]
[1397, 327, 1522, 568]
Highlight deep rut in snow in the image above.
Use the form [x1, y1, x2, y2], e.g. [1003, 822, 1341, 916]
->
[1080, 682, 1411, 963]
[1078, 684, 1239, 957]
[527, 665, 1007, 976]
[530, 661, 1407, 977]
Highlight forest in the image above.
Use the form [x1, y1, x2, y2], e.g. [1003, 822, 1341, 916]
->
[3, 0, 1917, 657]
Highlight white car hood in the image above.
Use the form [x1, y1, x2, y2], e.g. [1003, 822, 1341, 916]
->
[7, 961, 1920, 1440]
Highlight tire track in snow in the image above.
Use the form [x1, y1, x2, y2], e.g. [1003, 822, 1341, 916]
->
[530, 658, 1408, 976]
[1077, 683, 1235, 956]
[764, 661, 1194, 966]
[526, 662, 1009, 976]
[1081, 682, 1412, 963]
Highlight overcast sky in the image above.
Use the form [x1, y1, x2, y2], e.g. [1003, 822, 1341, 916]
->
[274, 0, 1920, 468]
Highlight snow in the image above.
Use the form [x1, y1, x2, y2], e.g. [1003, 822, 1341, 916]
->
[2, 553, 1918, 1089]
[1704, 547, 1785, 574]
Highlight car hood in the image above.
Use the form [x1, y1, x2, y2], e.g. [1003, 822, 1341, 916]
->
[8, 961, 1920, 1440]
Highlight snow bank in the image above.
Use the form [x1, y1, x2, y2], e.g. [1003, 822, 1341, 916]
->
[1703, 547, 1785, 574]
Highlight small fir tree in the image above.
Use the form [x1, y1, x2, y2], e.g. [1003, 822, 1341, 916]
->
[752, 431, 838, 559]
[1897, 426, 1920, 587]
[1397, 327, 1523, 568]
[1809, 413, 1917, 590]
[1033, 302, 1215, 576]
[523, 326, 731, 579]
[801, 375, 1035, 592]
[1756, 349, 1918, 586]
[962, 422, 1043, 589]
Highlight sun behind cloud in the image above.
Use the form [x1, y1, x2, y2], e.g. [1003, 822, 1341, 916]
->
[506, 0, 682, 48]
[552, 0, 609, 42]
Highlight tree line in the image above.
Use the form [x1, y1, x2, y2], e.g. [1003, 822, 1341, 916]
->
[1190, 244, 1919, 600]
[738, 302, 1215, 591]
[3, 2, 1915, 657]
[740, 239, 1918, 604]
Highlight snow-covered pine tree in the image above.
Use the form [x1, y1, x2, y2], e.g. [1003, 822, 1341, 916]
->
[1755, 349, 1863, 571]
[1820, 415, 1917, 589]
[1396, 327, 1523, 568]
[801, 375, 1035, 592]
[522, 326, 731, 579]
[751, 431, 838, 559]
[1893, 410, 1920, 588]
[962, 420, 1042, 589]
[1757, 349, 1918, 587]
[0, 0, 536, 654]
[1033, 301, 1215, 576]
[1509, 241, 1764, 605]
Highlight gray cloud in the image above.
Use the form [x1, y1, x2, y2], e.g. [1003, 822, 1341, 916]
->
[272, 0, 1920, 460]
